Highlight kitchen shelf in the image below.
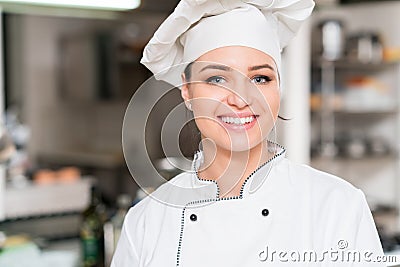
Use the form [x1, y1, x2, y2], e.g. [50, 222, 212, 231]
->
[311, 107, 398, 115]
[4, 178, 92, 220]
[311, 51, 400, 153]
[311, 16, 400, 233]
[312, 59, 400, 70]
[311, 154, 398, 163]
[311, 0, 400, 241]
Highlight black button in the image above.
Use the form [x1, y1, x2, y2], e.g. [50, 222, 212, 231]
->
[261, 209, 269, 217]
[190, 214, 197, 221]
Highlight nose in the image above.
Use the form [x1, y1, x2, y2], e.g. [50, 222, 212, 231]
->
[226, 79, 253, 109]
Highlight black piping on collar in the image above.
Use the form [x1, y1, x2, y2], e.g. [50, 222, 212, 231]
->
[176, 142, 286, 266]
[193, 141, 285, 199]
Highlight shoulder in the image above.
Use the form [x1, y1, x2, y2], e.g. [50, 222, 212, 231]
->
[280, 159, 372, 227]
[283, 158, 358, 191]
[281, 158, 364, 202]
[124, 172, 195, 219]
[123, 194, 151, 232]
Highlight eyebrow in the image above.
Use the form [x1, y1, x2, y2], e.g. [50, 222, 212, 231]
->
[199, 63, 275, 73]
[248, 64, 275, 72]
[200, 64, 231, 72]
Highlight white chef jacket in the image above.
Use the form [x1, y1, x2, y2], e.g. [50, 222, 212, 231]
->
[111, 146, 386, 267]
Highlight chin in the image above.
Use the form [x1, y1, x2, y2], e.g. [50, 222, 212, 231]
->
[214, 136, 264, 152]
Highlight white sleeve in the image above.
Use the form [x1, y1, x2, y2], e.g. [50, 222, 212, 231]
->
[111, 200, 147, 267]
[110, 219, 139, 267]
[353, 190, 386, 267]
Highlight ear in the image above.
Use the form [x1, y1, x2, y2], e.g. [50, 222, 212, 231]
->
[181, 73, 191, 103]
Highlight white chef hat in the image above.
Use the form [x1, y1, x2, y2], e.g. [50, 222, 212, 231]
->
[141, 0, 315, 88]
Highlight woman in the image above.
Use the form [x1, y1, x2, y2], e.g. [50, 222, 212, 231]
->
[112, 0, 386, 266]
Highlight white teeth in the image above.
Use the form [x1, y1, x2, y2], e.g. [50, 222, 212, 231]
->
[221, 116, 255, 125]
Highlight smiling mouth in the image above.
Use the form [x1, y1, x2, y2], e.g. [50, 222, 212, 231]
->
[219, 115, 258, 126]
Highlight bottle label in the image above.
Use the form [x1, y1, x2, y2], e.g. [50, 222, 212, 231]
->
[82, 237, 99, 265]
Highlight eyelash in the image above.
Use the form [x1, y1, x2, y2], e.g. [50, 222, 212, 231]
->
[205, 75, 272, 85]
[206, 76, 226, 84]
[251, 75, 272, 84]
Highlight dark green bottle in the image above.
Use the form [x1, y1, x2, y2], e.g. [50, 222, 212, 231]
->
[80, 185, 106, 267]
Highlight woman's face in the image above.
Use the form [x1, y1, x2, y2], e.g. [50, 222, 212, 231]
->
[181, 46, 280, 152]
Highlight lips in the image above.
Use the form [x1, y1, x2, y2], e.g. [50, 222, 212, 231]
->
[217, 113, 259, 131]
[220, 115, 255, 125]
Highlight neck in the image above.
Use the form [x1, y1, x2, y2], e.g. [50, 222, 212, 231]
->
[198, 139, 275, 198]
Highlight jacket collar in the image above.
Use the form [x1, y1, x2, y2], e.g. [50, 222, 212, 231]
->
[190, 142, 286, 199]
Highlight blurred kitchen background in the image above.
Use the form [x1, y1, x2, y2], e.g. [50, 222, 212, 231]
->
[1, 0, 400, 266]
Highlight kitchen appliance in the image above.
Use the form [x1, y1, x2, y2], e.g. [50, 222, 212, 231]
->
[346, 32, 383, 64]
[313, 19, 345, 61]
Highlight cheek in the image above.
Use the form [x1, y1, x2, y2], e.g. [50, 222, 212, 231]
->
[190, 86, 225, 115]
[190, 87, 223, 132]
[193, 108, 220, 134]
[270, 93, 280, 119]
[258, 87, 280, 119]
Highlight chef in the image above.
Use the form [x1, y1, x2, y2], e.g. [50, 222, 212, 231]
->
[111, 0, 386, 266]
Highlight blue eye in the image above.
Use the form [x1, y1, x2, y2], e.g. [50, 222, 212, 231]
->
[206, 76, 226, 84]
[252, 76, 272, 84]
